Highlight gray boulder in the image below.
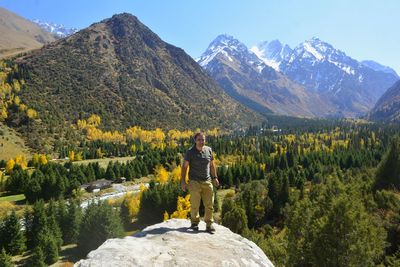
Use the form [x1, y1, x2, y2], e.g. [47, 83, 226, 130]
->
[75, 218, 274, 267]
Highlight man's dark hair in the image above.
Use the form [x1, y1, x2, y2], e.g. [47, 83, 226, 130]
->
[194, 132, 205, 141]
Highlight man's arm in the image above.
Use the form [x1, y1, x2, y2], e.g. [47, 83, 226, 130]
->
[210, 160, 219, 188]
[181, 160, 189, 192]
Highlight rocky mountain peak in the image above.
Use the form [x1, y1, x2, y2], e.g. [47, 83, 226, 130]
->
[250, 40, 291, 71]
[75, 219, 274, 267]
[32, 19, 78, 38]
[208, 34, 247, 51]
[13, 12, 260, 142]
[201, 34, 398, 118]
[197, 34, 253, 67]
[295, 37, 344, 62]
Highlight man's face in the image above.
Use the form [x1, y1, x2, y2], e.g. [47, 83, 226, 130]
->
[195, 134, 206, 147]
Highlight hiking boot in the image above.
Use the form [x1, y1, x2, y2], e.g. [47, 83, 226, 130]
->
[206, 224, 215, 233]
[190, 223, 199, 231]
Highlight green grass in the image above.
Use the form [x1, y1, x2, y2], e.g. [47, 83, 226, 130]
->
[72, 156, 136, 169]
[0, 122, 31, 161]
[0, 193, 25, 202]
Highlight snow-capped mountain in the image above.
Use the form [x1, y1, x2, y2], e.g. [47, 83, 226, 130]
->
[197, 35, 333, 117]
[32, 19, 78, 38]
[361, 60, 399, 77]
[250, 40, 292, 71]
[197, 34, 265, 71]
[250, 37, 399, 117]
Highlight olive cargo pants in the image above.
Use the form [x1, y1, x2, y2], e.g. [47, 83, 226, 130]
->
[189, 180, 214, 226]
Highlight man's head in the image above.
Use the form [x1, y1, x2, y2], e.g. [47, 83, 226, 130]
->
[194, 132, 205, 148]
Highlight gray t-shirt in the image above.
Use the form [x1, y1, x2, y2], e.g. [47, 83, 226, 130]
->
[184, 145, 214, 181]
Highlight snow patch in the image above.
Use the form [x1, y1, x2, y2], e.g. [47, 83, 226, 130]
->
[221, 50, 233, 62]
[250, 46, 281, 71]
[303, 42, 324, 61]
[256, 65, 265, 73]
[329, 60, 355, 75]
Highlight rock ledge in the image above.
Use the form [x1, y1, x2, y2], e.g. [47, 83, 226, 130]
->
[75, 219, 274, 266]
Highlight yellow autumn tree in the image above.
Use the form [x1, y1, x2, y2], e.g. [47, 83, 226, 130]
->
[130, 144, 137, 154]
[13, 95, 21, 106]
[18, 103, 27, 112]
[31, 154, 40, 166]
[163, 211, 169, 221]
[206, 128, 220, 137]
[87, 114, 101, 127]
[77, 119, 88, 130]
[155, 165, 169, 184]
[14, 155, 27, 169]
[40, 154, 49, 165]
[5, 159, 15, 174]
[167, 129, 193, 140]
[95, 148, 104, 158]
[26, 108, 38, 119]
[75, 152, 83, 161]
[0, 106, 7, 121]
[171, 165, 182, 183]
[122, 183, 147, 221]
[31, 154, 48, 166]
[12, 79, 21, 92]
[69, 150, 75, 162]
[170, 194, 191, 219]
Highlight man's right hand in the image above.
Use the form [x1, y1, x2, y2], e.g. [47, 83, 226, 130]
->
[181, 181, 188, 192]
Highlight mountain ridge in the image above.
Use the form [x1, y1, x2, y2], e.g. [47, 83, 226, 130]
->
[32, 19, 79, 38]
[369, 80, 400, 122]
[200, 35, 398, 118]
[253, 37, 398, 117]
[0, 7, 56, 58]
[197, 35, 337, 118]
[9, 13, 261, 151]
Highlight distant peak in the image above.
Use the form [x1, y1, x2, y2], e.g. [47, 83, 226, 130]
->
[206, 34, 246, 52]
[210, 34, 241, 47]
[304, 36, 325, 46]
[257, 39, 282, 48]
[110, 12, 138, 20]
[197, 34, 250, 67]
[297, 37, 341, 60]
[215, 33, 236, 40]
[269, 39, 283, 46]
[102, 12, 141, 27]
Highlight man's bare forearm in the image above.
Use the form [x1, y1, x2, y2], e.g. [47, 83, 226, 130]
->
[181, 165, 188, 183]
[210, 161, 217, 178]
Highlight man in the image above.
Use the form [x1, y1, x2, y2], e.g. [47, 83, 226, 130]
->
[181, 132, 219, 232]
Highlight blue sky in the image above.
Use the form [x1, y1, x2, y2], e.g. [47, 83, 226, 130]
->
[1, 0, 399, 74]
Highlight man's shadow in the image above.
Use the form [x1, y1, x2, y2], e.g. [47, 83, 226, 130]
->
[134, 226, 212, 237]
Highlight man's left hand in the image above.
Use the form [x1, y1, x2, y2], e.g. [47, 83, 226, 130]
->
[212, 178, 220, 188]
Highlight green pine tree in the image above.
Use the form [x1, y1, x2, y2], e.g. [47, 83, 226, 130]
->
[46, 200, 63, 249]
[26, 200, 47, 249]
[78, 201, 124, 255]
[0, 248, 14, 267]
[375, 136, 400, 190]
[1, 211, 26, 255]
[63, 200, 82, 244]
[312, 196, 386, 267]
[29, 246, 46, 267]
[222, 205, 248, 234]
